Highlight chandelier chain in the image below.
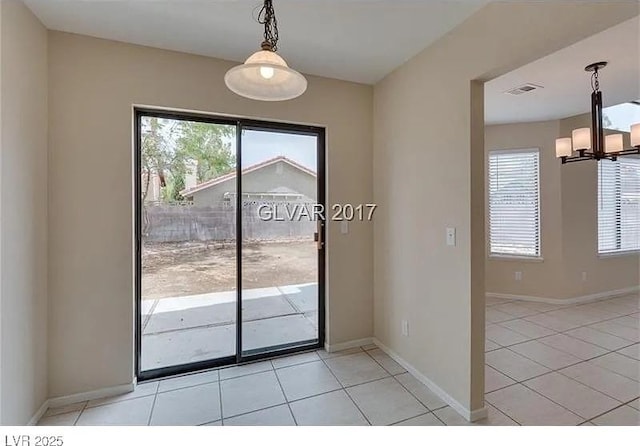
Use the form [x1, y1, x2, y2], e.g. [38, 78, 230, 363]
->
[591, 69, 600, 93]
[258, 0, 279, 51]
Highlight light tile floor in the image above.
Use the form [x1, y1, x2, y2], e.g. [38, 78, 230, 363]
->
[39, 346, 439, 426]
[38, 294, 639, 426]
[485, 293, 639, 426]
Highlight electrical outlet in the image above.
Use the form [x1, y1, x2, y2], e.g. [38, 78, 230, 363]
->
[446, 227, 456, 246]
[340, 220, 349, 235]
[515, 271, 522, 281]
[401, 320, 409, 337]
[582, 272, 587, 282]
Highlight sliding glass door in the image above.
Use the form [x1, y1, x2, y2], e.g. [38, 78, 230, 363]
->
[135, 109, 324, 380]
[240, 127, 323, 356]
[137, 114, 238, 375]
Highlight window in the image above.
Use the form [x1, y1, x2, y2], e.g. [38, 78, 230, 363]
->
[603, 101, 640, 132]
[598, 157, 640, 254]
[488, 149, 541, 257]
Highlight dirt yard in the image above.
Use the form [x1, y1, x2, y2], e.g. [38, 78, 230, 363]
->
[142, 240, 317, 300]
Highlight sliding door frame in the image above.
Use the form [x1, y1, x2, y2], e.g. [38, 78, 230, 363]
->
[134, 107, 326, 381]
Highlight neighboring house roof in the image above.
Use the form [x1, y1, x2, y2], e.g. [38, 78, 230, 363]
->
[180, 156, 316, 197]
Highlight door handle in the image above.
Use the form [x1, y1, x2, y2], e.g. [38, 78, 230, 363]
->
[316, 221, 325, 250]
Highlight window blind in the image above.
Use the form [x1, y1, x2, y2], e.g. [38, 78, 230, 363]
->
[598, 157, 640, 254]
[488, 149, 541, 257]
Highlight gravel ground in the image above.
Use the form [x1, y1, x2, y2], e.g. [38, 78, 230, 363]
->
[142, 240, 317, 300]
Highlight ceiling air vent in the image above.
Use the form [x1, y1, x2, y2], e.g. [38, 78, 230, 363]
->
[505, 83, 543, 96]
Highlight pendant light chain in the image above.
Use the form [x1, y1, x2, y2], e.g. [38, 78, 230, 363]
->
[224, 0, 307, 101]
[258, 0, 279, 51]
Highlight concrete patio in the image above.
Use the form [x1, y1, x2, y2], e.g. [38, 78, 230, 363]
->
[141, 283, 318, 370]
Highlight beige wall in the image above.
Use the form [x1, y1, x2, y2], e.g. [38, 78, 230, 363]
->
[486, 117, 639, 300]
[485, 120, 565, 298]
[373, 1, 638, 417]
[47, 32, 373, 398]
[0, 0, 48, 425]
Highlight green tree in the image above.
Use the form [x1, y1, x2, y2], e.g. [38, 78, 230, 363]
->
[162, 172, 186, 203]
[176, 121, 235, 183]
[141, 118, 235, 203]
[141, 117, 177, 201]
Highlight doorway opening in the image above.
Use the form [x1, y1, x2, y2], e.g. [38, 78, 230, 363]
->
[135, 108, 326, 381]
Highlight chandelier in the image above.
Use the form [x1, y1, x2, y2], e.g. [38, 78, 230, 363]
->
[556, 62, 640, 164]
[224, 0, 307, 101]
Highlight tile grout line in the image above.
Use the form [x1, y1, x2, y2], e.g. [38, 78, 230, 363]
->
[489, 308, 637, 352]
[579, 398, 640, 425]
[486, 350, 637, 407]
[485, 369, 592, 425]
[484, 401, 522, 426]
[517, 376, 614, 423]
[217, 370, 224, 425]
[221, 402, 292, 424]
[489, 337, 636, 400]
[489, 310, 639, 380]
[146, 383, 160, 426]
[147, 348, 383, 425]
[217, 350, 386, 424]
[362, 347, 433, 418]
[71, 401, 88, 427]
[283, 374, 395, 405]
[389, 411, 438, 426]
[317, 347, 374, 425]
[493, 297, 638, 328]
[491, 294, 637, 315]
[269, 359, 299, 426]
[69, 401, 90, 427]
[485, 304, 639, 424]
[531, 310, 638, 339]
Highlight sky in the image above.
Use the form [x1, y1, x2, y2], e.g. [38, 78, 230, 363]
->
[240, 129, 317, 172]
[603, 102, 640, 132]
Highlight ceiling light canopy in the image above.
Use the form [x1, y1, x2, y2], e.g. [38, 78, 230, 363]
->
[556, 62, 640, 163]
[225, 0, 307, 101]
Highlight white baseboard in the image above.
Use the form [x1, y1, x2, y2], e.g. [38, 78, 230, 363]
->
[27, 400, 50, 426]
[486, 286, 640, 305]
[28, 382, 135, 426]
[468, 406, 489, 422]
[373, 338, 487, 422]
[47, 382, 135, 409]
[325, 337, 373, 353]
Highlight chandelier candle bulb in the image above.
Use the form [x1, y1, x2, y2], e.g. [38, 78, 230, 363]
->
[632, 123, 640, 147]
[572, 127, 591, 151]
[605, 134, 624, 153]
[555, 138, 573, 158]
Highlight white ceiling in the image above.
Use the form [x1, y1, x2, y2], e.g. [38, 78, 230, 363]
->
[24, 0, 489, 85]
[485, 16, 640, 125]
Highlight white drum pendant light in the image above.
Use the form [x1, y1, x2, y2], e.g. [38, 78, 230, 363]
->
[225, 0, 307, 101]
